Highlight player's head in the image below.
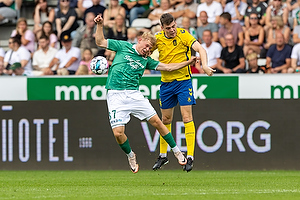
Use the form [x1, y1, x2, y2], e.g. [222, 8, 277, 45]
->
[137, 32, 156, 57]
[160, 13, 177, 38]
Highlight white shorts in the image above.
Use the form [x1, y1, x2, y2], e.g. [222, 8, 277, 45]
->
[107, 90, 157, 128]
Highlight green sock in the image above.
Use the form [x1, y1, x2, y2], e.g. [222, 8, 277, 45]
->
[162, 133, 176, 148]
[119, 139, 132, 154]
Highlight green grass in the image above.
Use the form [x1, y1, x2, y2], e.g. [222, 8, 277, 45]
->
[0, 170, 299, 200]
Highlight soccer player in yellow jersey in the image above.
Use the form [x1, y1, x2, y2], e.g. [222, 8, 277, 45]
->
[152, 13, 215, 172]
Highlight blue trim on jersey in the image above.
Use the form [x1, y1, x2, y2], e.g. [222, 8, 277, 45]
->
[159, 79, 196, 109]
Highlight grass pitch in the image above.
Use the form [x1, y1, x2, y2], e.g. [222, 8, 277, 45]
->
[0, 170, 299, 200]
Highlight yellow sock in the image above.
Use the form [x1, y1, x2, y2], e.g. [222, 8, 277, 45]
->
[160, 123, 171, 155]
[185, 121, 195, 157]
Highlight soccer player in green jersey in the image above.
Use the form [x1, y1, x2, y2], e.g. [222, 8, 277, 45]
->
[94, 14, 197, 173]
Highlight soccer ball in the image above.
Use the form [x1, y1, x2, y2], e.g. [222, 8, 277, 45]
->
[90, 56, 109, 75]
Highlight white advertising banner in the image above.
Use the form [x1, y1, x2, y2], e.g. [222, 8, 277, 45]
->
[239, 74, 300, 99]
[0, 77, 27, 101]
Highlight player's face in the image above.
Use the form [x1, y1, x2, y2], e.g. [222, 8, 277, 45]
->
[162, 21, 177, 38]
[137, 39, 153, 56]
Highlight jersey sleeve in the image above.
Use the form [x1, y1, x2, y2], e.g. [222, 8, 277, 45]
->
[146, 57, 160, 70]
[107, 39, 126, 52]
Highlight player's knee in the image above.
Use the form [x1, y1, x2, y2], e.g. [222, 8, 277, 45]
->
[162, 116, 172, 124]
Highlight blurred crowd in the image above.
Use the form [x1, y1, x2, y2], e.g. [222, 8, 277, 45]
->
[1, 0, 300, 76]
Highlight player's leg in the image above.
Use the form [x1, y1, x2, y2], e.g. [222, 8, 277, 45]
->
[112, 126, 139, 173]
[177, 79, 196, 172]
[153, 82, 177, 170]
[107, 90, 138, 173]
[148, 114, 187, 166]
[180, 105, 195, 172]
[152, 108, 174, 170]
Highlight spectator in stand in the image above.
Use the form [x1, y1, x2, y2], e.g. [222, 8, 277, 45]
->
[181, 17, 197, 39]
[57, 67, 70, 75]
[266, 32, 291, 73]
[10, 62, 32, 76]
[196, 0, 223, 26]
[121, 0, 150, 25]
[172, 0, 198, 28]
[106, 14, 127, 41]
[287, 42, 300, 73]
[75, 64, 89, 75]
[293, 13, 300, 44]
[264, 15, 291, 50]
[264, 0, 289, 34]
[127, 27, 138, 44]
[47, 31, 81, 75]
[11, 18, 36, 53]
[244, 0, 267, 28]
[4, 35, 32, 75]
[77, 0, 106, 18]
[216, 33, 246, 73]
[143, 0, 160, 18]
[148, 0, 174, 26]
[243, 13, 264, 56]
[196, 11, 218, 43]
[0, 60, 9, 75]
[79, 48, 93, 74]
[0, 47, 4, 62]
[33, 0, 55, 39]
[218, 12, 244, 48]
[290, 0, 300, 28]
[0, 0, 22, 24]
[224, 0, 247, 26]
[39, 21, 58, 49]
[32, 35, 58, 76]
[103, 0, 126, 29]
[246, 52, 265, 73]
[73, 12, 99, 56]
[56, 0, 79, 40]
[84, 0, 106, 23]
[194, 30, 222, 73]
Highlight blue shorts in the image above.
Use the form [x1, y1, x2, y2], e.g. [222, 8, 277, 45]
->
[159, 79, 196, 109]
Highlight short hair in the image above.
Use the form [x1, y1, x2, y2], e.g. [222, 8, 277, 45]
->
[160, 13, 175, 26]
[220, 12, 231, 21]
[11, 35, 22, 46]
[39, 34, 49, 41]
[141, 31, 156, 46]
[203, 29, 212, 36]
[246, 52, 258, 61]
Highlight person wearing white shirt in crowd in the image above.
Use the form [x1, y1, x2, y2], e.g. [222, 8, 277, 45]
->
[32, 35, 58, 76]
[288, 42, 300, 73]
[195, 29, 222, 73]
[10, 62, 32, 76]
[224, 0, 247, 26]
[196, 0, 223, 26]
[47, 31, 81, 75]
[4, 35, 32, 75]
[0, 47, 4, 62]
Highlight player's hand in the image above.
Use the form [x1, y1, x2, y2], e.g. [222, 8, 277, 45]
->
[189, 56, 197, 66]
[94, 14, 104, 25]
[202, 65, 216, 76]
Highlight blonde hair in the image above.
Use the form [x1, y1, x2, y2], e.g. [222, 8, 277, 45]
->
[141, 32, 157, 46]
[272, 15, 284, 28]
[57, 68, 69, 75]
[246, 52, 258, 61]
[16, 18, 28, 30]
[75, 65, 89, 75]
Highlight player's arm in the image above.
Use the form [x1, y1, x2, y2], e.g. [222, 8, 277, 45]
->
[156, 57, 197, 71]
[192, 41, 215, 76]
[94, 15, 108, 48]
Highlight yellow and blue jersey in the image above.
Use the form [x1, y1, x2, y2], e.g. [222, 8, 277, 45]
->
[154, 28, 196, 82]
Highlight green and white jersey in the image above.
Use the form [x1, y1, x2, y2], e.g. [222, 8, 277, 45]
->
[106, 39, 159, 90]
